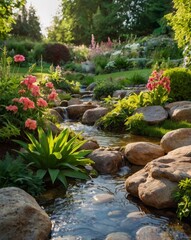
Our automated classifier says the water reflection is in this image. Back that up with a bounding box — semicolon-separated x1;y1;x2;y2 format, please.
47;175;190;240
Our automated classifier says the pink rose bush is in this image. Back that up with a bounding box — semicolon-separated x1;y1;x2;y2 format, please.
5;75;58;131
146;70;171;105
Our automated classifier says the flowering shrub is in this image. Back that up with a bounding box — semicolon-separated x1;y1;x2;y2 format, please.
146;70;171;105
5;75;58;131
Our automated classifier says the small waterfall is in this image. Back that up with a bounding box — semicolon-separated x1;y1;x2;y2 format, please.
62;107;69;121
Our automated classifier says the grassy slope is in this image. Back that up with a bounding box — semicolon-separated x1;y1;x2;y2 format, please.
94;68;152;82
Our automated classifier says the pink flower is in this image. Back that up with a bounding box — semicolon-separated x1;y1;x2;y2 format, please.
21;75;37;89
46;82;54;88
25;118;37;130
6;105;18;113
37;98;48;107
30;85;40;97
14;54;25;62
19;97;35;110
48;89;58;101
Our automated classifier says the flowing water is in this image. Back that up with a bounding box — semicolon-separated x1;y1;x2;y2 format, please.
43;121;191;240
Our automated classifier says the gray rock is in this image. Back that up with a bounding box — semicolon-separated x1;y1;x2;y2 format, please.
88;148;123;174
82;107;109;125
136;226;171;240
113;90;128;99
49;108;64;122
169;103;191;122
66;103;97;120
0;187;51;240
79;140;99;150
105;232;131;240
86;82;97;91
68;98;83;106
134;106;168;125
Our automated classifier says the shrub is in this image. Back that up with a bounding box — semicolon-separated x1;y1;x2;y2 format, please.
92;54;110;74
70;45;89;62
14;127;94;189
164;67;191;101
0;153;44;196
129;73;147;85
32;42;46;63
125;113;147;134
43;43;71;65
173;178;191;221
93;80;120;100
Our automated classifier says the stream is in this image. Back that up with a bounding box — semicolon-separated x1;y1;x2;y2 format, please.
43;121;191;240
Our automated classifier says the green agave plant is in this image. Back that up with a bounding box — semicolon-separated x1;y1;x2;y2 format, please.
14;127;94;188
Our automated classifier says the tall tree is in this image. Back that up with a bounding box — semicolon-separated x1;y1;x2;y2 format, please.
11;5;42;40
27;5;42;41
0;0;25;39
48;0;173;45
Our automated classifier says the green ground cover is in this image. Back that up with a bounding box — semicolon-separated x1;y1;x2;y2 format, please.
94;68;152;82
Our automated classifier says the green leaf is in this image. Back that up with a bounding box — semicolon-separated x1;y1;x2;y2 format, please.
37;127;50;156
53;152;62;159
64;170;89;180
58;171;68;188
36;169;47;179
48;168;60;184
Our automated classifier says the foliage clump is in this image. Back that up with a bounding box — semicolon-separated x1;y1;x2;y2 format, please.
164;68;191;101
174;178;191;221
0;153;44;196
14;127;94;189
43;43;71;66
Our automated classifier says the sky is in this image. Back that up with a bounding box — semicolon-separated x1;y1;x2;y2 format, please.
26;0;62;35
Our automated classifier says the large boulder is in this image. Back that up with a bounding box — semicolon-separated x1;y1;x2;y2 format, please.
124;142;165;166
88;148;123;174
82;107;109;125
0;187;51;240
168;103;191;122
66;103;97;120
125;145;191;209
165;101;191;111
160;128;191;153
134;106;168;125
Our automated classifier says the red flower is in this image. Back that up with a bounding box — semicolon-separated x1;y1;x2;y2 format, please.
6;105;18;113
21;75;37;89
19;97;35;110
48;89;58;101
37;98;48;107
30;85;40;97
14;55;25;62
25;118;37;130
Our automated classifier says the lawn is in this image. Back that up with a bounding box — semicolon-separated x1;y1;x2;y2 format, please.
94;68;152;82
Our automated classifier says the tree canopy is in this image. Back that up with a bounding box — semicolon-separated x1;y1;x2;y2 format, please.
47;0;173;45
166;0;191;48
11;5;42;40
0;0;25;39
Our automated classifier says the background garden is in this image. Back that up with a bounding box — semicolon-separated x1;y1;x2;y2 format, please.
1;0;191;224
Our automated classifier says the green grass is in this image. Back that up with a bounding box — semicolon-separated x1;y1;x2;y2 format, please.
94;68;152;82
11;65;51;81
137;120;191;138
